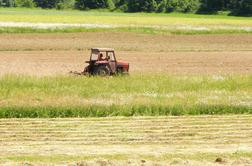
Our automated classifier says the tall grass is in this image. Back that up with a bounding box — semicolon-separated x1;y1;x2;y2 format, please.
0;74;251;118
0;105;250;118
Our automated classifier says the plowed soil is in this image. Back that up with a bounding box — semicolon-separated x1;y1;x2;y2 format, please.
0;32;251;75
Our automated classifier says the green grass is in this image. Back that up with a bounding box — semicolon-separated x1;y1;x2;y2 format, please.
1;26;252;35
3;152;252;164
0;105;251;118
0;8;252;34
0;74;251;118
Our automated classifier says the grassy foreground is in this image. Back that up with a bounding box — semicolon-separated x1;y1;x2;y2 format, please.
0;74;251;118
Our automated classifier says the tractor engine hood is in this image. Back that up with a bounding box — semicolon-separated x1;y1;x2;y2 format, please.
117;61;129;71
117;61;129;66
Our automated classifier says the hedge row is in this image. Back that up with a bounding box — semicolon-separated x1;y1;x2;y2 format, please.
0;0;251;15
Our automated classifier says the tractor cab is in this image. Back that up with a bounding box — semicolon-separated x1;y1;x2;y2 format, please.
84;48;129;76
88;48;115;62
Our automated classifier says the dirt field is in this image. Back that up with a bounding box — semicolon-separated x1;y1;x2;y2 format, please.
0;32;251;75
1;115;252;165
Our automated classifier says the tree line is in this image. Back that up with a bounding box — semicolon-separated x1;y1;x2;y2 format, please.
0;0;251;15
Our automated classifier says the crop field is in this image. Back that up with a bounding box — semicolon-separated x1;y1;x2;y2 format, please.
0;8;251;166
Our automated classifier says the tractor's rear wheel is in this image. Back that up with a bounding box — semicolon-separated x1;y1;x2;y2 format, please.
95;66;111;76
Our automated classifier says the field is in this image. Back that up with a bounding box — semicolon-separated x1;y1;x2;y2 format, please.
1;116;252;165
0;8;252;34
0;33;251;75
0;8;252;166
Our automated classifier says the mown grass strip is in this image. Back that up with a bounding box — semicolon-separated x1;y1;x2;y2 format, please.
1;8;252;25
0;105;251;118
0;27;252;35
3;151;252;163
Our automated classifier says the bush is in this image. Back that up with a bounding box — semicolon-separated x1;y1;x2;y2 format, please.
15;0;35;8
56;0;75;9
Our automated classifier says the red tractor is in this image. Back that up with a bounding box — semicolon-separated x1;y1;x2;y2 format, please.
83;48;129;76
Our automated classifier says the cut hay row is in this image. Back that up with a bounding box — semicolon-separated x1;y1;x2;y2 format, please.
0;116;251;145
0;116;252;165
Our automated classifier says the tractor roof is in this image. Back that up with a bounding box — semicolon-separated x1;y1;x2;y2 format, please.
91;48;114;52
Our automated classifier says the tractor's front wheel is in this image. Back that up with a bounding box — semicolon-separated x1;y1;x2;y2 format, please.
95;66;111;76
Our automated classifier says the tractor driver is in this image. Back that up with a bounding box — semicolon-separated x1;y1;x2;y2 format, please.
98;53;104;61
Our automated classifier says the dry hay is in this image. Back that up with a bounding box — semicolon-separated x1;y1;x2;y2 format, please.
0;116;252;165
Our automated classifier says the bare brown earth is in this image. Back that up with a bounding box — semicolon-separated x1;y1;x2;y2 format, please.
0;32;251;75
0;116;252;165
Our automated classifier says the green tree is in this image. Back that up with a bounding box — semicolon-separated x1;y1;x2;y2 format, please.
75;0;112;10
157;0;167;12
0;0;15;6
128;0;157;12
239;0;252;15
165;0;199;13
181;0;200;12
106;0;115;9
15;0;35;7
33;0;59;8
56;0;75;9
199;0;231;13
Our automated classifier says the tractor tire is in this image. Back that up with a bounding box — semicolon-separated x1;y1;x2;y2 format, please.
95;65;111;76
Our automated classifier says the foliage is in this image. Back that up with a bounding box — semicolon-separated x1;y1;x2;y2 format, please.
0;0;15;7
75;0;114;10
128;0;158;12
0;0;251;15
33;0;59;8
106;0;115;9
56;0;75;9
239;0;252;15
165;0;200;13
14;0;35;8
